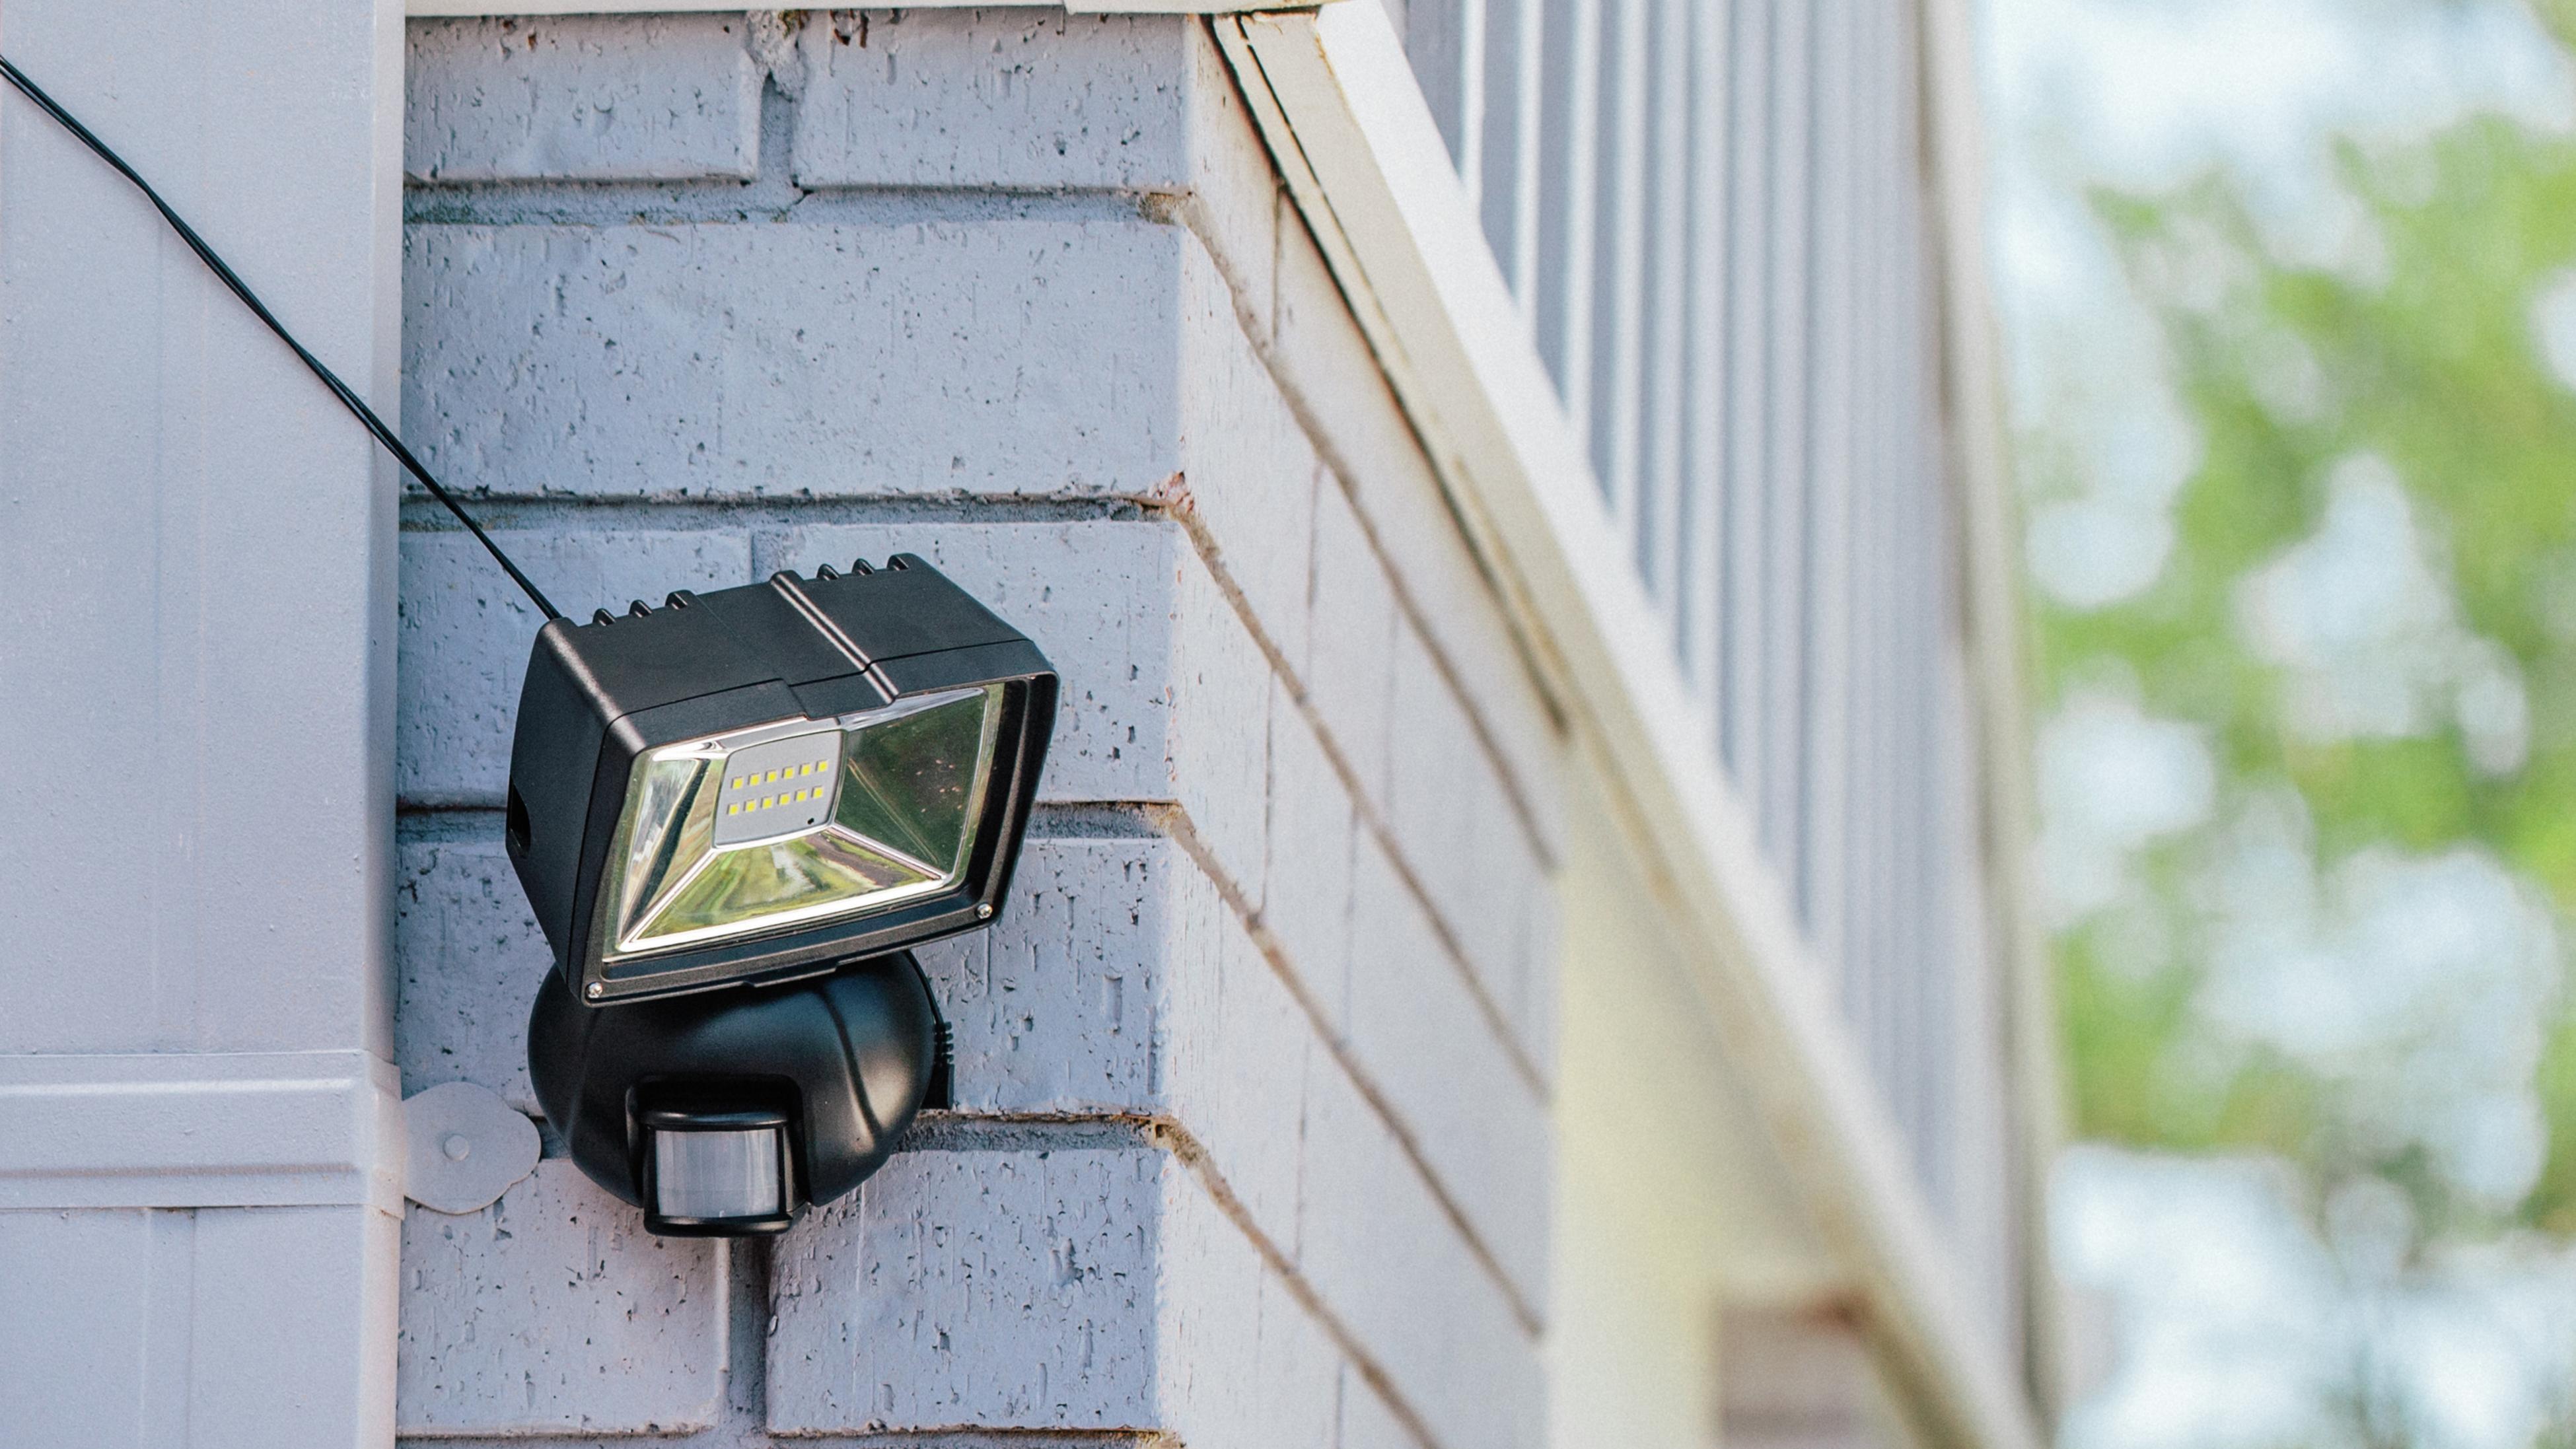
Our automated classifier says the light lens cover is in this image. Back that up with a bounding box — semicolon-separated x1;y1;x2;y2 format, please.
594;684;1002;962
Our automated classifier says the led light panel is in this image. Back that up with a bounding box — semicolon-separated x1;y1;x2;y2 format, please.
595;686;1001;961
504;553;1057;1006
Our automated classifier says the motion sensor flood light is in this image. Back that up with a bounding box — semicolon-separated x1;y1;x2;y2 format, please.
509;554;1057;1235
504;553;1055;1007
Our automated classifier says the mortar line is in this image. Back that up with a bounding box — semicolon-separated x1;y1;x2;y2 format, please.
404;182;1175;229
394;1432;1168;1448
396;495;1156;531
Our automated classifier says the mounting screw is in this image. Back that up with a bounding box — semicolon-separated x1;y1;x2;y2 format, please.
586;981;604;999
975;903;994;919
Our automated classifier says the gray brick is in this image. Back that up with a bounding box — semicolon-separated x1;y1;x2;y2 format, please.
1298;1053;1542;1449
1384;618;1482;896
404;219;1184;500
1180;237;1319;676
398;527;752;806
1261;686;1358;1031
396;1161;726;1435
767;1144;1165;1432
394;833;544;1113
1166;22;1281;349
1518;883;1562;1082
914;833;1170;1115
1347;830;1551;1316
1161;874;1314;1240
1156;1170;1343;1449
406;15;760;183
793;11;1193;190
1170;542;1275;908
1384;614;1550;1062
1466;768;1554;1068
1305;472;1399;806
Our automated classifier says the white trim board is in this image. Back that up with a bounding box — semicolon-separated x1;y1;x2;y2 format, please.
1211;8;2047;1449
0;1052;406;1213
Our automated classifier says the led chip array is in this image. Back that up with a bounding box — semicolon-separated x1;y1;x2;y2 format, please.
725;760;832;815
709;732;843;846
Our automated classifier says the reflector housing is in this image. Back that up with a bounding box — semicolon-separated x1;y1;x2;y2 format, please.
505;554;1055;1005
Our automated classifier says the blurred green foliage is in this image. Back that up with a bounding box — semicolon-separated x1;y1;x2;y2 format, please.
2040;71;2576;1232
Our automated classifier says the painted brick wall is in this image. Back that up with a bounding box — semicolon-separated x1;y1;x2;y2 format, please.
392;11;1562;1446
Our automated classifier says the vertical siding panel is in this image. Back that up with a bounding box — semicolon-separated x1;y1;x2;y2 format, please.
1678;0;1730;705
1408;0;1473;172
1720;0;1771;785
1459;0;1491;206
1836;0;1881;1026
1534;0;1599;413
1507;0;1551;311
1912;0;1953;1213
1480;0;1528;292
1880;0;1921;1163
1890;1;1939;1190
1802;0;1857;978
1853;0;1901;1096
1589;0;1649;513
1637;0;1692;610
1761;0;1814;881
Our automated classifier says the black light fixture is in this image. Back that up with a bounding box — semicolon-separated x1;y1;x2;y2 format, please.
509;556;1056;1234
0;55;1059;1238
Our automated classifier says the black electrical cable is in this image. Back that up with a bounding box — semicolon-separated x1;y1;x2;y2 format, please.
0;53;563;622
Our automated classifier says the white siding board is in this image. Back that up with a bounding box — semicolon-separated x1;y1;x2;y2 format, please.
1458;0;1491;211
3;2;404;1438
1406;0;1474;173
